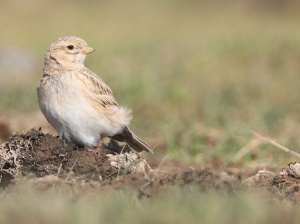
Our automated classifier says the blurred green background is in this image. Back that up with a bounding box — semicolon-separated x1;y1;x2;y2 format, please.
1;0;300;165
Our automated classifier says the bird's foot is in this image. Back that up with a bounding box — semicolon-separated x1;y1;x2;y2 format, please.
87;139;103;155
88;146;102;154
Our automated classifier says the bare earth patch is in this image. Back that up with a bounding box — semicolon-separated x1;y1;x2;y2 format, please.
0;128;300;202
0;128;147;187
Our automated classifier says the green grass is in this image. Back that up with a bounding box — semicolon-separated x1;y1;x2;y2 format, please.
0;186;298;224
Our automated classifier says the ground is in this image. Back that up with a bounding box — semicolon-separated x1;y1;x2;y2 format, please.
1;127;300;205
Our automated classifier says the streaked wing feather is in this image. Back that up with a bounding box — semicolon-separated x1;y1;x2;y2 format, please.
81;68;118;108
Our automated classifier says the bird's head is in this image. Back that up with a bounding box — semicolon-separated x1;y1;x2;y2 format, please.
45;36;95;70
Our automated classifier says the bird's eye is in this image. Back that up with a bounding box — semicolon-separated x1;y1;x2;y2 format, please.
67;45;74;50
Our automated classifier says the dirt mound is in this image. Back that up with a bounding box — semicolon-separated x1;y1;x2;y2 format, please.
0;128;243;198
2;128;300;203
5;167;240;200
0;128;148;187
100;168;240;197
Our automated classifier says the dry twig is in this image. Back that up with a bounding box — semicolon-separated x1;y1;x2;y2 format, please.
252;131;300;159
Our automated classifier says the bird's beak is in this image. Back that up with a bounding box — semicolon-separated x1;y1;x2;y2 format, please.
82;46;95;55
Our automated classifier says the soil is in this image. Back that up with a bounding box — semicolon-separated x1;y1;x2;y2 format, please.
1;128;300;202
272;162;300;201
0;128;145;187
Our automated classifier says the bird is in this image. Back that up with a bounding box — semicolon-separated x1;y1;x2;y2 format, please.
37;36;153;153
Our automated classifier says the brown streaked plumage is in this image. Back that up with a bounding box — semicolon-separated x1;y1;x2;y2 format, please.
37;36;152;153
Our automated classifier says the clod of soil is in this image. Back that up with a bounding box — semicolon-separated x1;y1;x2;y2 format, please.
273;162;300;201
0;128;148;187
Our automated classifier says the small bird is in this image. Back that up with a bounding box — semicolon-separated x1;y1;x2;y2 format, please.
37;36;152;153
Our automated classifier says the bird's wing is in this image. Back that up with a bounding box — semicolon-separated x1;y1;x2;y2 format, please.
78;68;131;128
79;68;118;108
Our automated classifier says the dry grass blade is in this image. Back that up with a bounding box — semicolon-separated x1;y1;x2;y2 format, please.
117;146;126;179
65;157;79;181
121;151;151;176
57;163;62;177
233;138;263;161
95;165;102;182
121;144;158;176
140;155;168;195
152;155;168;180
252;131;300;159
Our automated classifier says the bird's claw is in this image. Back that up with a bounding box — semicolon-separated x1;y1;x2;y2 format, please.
88;146;102;154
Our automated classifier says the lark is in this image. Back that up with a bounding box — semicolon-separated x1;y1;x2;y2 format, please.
37;36;152;153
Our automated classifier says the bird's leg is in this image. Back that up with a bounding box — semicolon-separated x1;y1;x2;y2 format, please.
65;143;74;157
59;138;74;156
88;138;103;154
96;138;102;151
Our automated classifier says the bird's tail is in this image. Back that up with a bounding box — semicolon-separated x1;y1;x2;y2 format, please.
110;126;153;153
